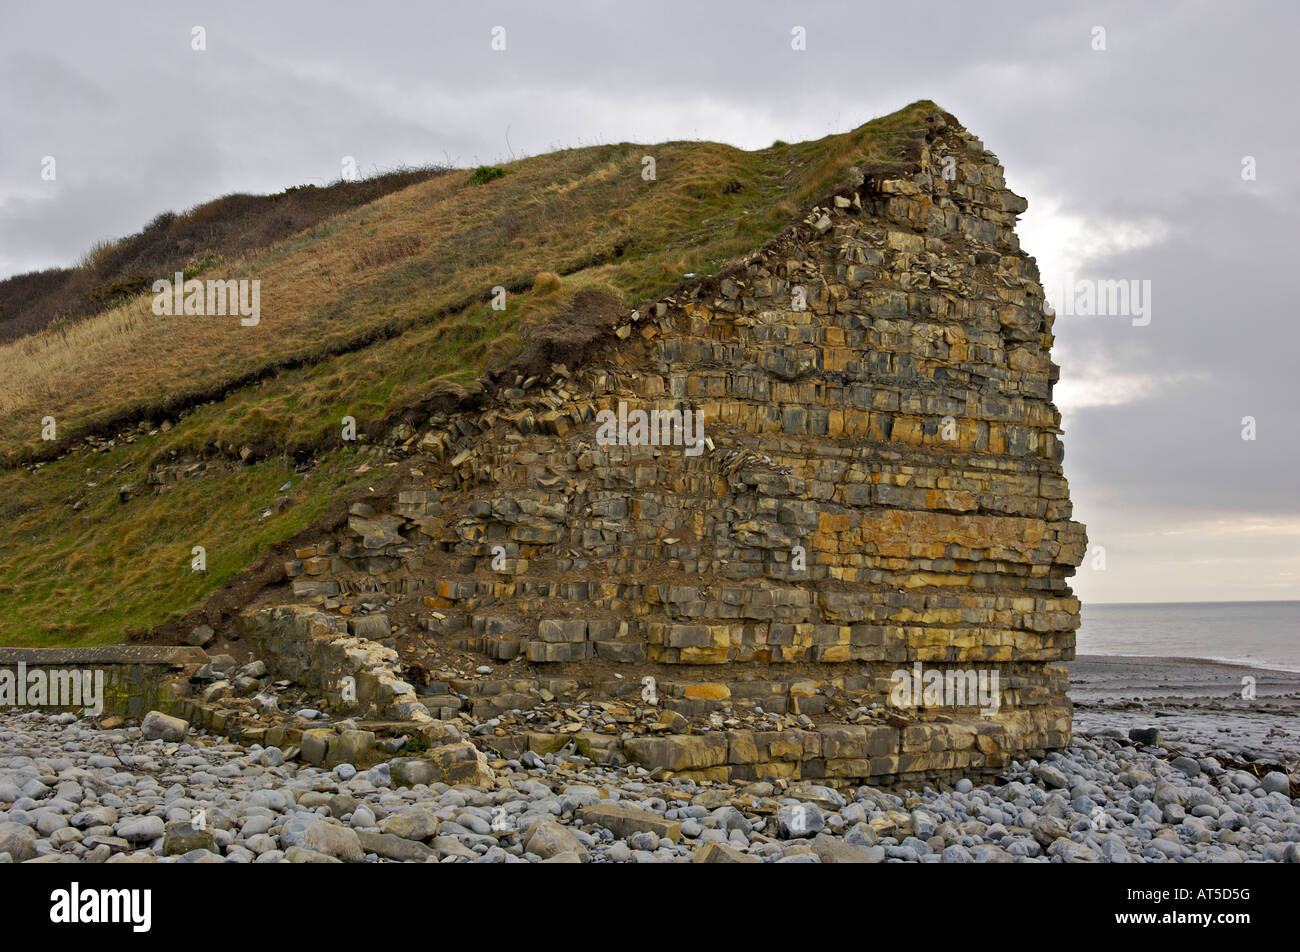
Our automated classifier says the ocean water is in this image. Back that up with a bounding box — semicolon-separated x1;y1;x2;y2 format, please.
1077;600;1300;672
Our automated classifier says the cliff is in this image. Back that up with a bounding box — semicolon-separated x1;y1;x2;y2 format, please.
240;110;1087;785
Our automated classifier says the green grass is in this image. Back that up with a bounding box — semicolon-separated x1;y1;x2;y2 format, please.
467;166;508;185
0;441;379;645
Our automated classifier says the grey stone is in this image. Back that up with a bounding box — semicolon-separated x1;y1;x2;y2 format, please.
357;830;435;862
299;819;364;863
32;810;68;836
186;625;215;648
0;830;36;863
1261;772;1291;795
776;802;824;838
1100;835;1131;863
284;846;342;863
117;816;165;843
1033;765;1068;789
809;832;870;863
390;758;438;788
523;818;588;861
379;807;439;841
140;711;189;742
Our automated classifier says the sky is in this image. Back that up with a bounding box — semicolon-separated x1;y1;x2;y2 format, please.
2;0;1297;604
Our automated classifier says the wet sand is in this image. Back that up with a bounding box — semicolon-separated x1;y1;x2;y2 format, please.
1068;655;1300;764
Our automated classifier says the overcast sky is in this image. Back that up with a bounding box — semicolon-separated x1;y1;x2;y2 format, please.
3;0;1296;605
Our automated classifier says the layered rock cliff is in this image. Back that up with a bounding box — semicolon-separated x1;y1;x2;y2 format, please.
242;111;1087;785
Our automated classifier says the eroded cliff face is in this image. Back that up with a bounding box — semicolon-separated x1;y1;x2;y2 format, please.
243;111;1087;785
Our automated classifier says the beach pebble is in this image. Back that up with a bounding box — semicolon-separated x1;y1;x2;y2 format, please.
1033;765;1068;789
1261;772;1291;795
776;803;824;838
117;816;165;843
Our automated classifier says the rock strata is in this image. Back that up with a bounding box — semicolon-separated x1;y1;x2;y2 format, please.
232;112;1085;785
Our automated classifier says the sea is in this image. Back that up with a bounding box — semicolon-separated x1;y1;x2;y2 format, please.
1077;600;1300;672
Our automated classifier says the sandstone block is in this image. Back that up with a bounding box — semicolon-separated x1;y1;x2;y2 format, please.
624;734;729;772
577;802;682;843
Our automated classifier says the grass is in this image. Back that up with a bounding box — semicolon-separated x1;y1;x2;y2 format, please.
0;166;448;344
0;100;946;647
0;441;377;645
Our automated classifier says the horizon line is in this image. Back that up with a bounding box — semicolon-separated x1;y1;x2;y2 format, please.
1084;598;1299;607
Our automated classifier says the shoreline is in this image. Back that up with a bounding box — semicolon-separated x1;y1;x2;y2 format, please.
1073;652;1300;678
1068;655;1300;765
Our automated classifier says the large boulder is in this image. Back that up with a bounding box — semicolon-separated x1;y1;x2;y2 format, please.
299;819;364;863
390;758;439;788
776;802;824;839
140;711;189;742
430;742;495;787
577;802;681;843
378;807;439;842
186;625;215;648
357;830;436;862
809;833;872;863
522;818;588;861
116;816;165;844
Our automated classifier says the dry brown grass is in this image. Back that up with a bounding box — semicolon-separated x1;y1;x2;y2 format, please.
0;166;446;343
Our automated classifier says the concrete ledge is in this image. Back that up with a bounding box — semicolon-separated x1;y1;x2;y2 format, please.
0;644;207;719
0;646;208;666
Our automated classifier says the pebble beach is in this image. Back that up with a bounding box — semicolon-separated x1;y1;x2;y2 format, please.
1;655;1295;864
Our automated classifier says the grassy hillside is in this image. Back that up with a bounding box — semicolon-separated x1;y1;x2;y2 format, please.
0;167;447;344
0;100;943;647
